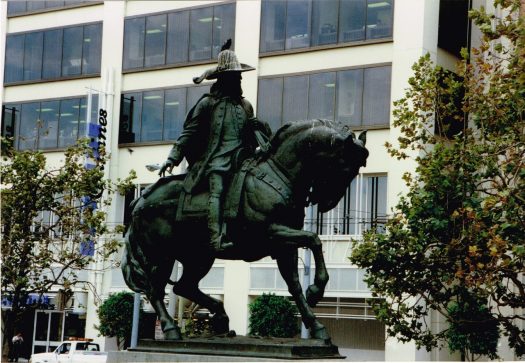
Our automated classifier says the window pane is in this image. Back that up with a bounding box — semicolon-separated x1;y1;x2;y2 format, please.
339;0;366;42
27;1;46;11
38;100;60;149
2;104;20;140
285;0;311;49
82;23;102;74
212;3;235;58
58;98;81;148
43;29;63;79
336;69;363;126
311;0;338;46
260;0;286;52
23;32;43;81
19;102;40;150
145;14;167;67
366;0;393;39
140;90;163;142
163;88;186;140
8;1;27;15
189;7;213;61
62;27;83;76
5;35;25;83
121;92;141;143
308;72;336;120
257;78;283;131
283;75;308;122
46;1;66;8
78;97;88;139
187;85;209;110
119;94;135;144
362;66;391;126
167;11;189;64
123;17;145;69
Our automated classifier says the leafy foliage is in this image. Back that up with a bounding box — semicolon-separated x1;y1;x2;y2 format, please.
248;293;300;338
351;0;524;359
0;139;135;353
96;292;134;350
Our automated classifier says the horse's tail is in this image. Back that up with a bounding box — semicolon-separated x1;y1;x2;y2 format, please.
121;214;152;295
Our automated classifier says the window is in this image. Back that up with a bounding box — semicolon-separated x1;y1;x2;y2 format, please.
310;174;388;236
2;95;97;150
7;1;101;16
119;85;209;144
4;23;102;84
260;0;393;53
257;65;391;130
123;3;236;71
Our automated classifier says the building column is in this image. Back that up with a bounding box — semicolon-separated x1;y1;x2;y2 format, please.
385;0;439;360
223;260;251;335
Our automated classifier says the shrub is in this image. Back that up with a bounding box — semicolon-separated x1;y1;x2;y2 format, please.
248;293;299;338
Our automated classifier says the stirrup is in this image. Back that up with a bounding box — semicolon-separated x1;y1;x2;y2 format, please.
211;234;233;252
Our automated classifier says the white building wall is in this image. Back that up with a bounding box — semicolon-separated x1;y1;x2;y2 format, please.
3;0;521;361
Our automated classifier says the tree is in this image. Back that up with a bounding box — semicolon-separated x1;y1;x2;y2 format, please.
248;293;300;338
351;0;524;360
1;140;135;357
96;292;135;350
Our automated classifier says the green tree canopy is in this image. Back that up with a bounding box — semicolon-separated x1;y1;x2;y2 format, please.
351;0;524;360
1;139;135;354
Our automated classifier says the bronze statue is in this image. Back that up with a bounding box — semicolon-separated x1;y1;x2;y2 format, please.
159;40;271;252
122;116;369;341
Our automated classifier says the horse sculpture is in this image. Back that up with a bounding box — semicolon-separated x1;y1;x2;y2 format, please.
122;119;369;341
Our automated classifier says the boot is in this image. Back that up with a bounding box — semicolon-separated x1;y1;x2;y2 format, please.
208;196;233;252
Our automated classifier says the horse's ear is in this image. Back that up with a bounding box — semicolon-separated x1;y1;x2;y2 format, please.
358;130;367;146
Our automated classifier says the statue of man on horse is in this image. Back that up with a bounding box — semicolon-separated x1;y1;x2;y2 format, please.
159;40;272;252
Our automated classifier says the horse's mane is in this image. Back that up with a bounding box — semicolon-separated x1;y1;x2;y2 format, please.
269;119;351;152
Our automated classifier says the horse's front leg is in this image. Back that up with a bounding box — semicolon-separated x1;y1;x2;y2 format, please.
269;224;329;307
275;248;330;341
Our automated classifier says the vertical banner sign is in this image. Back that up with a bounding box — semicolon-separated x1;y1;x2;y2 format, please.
80;91;107;256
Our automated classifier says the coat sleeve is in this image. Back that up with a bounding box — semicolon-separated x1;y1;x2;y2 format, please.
174;96;212;166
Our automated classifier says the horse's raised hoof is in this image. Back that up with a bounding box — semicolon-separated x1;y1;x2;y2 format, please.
211;313;230;335
310;322;331;342
306;285;324;307
163;326;182;340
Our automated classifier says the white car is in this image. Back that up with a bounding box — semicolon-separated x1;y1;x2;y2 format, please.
30;339;107;363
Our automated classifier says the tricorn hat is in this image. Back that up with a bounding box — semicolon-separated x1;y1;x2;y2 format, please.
193;39;255;84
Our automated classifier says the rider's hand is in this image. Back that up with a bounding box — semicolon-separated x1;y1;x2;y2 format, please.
159;160;175;177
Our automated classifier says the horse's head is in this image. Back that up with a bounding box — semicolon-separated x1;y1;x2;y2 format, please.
308;126;369;213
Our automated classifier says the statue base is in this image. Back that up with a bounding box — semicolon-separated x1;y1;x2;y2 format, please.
109;335;344;361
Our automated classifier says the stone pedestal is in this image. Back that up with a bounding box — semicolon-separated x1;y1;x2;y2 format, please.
107;336;344;362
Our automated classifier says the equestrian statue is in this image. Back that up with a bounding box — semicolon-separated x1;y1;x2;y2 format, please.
121;41;369;341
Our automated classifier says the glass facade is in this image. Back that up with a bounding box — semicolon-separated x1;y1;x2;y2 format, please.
123;3;235;71
260;0;394;53
7;1;100;16
4;23;102;84
257;65;392;130
119;85;209;144
2;95;98;150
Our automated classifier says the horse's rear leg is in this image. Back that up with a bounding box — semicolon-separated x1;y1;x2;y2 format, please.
150;295;182;340
173;263;231;335
276;249;330;341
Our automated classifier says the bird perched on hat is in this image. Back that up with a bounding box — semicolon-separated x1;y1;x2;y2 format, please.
193;39;255;84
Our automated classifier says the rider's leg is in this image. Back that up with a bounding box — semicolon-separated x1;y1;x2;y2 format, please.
208;172;233;251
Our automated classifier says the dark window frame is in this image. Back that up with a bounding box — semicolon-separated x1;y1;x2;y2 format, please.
122;1;236;73
7;1;103;18
4;22;103;86
259;0;394;55
257;63;392;131
2;94;92;151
